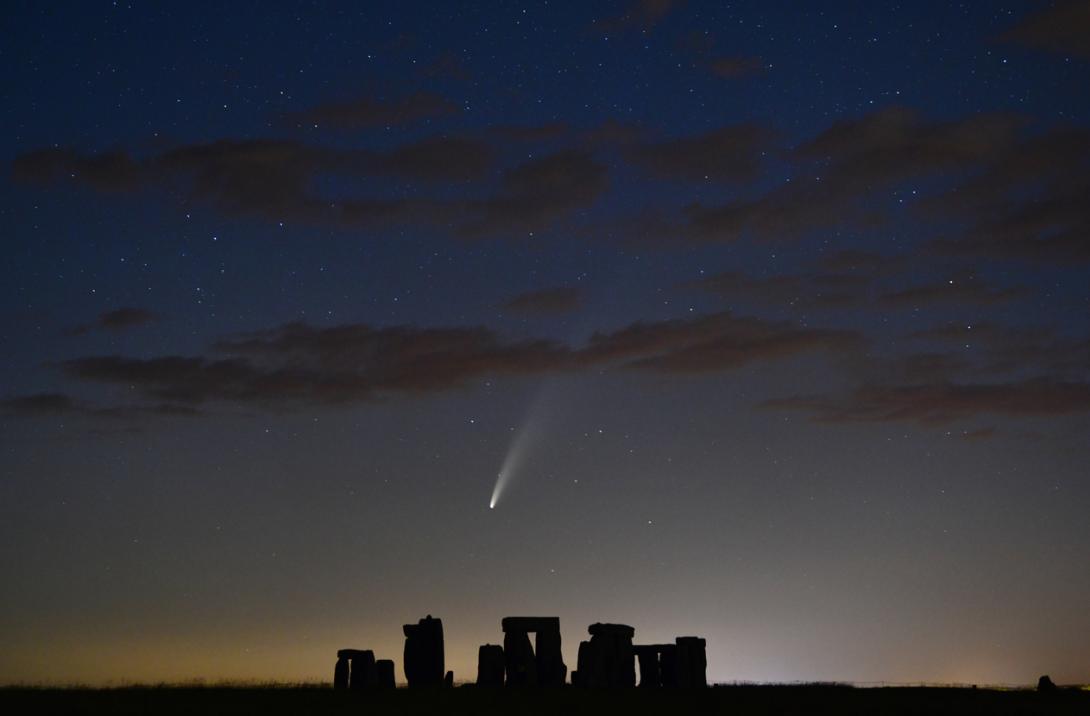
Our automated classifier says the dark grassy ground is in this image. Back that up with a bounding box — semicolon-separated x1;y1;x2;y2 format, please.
2;683;1088;715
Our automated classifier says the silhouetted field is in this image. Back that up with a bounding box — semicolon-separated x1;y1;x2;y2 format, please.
3;683;1089;716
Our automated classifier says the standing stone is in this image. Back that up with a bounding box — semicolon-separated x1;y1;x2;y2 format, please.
573;641;593;687
592;623;636;687
634;645;662;687
477;644;505;687
535;627;567;687
376;660;396;689
659;644;679;687
574;639;599;687
675;636;707;688
348;650;377;691
333;656;350;690
503;629;537;686
577;623;636;687
403;615;445;687
500;617;567;688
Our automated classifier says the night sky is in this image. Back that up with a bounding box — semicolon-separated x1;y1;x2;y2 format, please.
2;0;1089;686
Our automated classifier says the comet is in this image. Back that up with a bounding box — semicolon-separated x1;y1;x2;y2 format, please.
489;393;551;509
486;297;603;509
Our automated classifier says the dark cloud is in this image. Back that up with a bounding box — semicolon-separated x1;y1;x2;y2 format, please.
65;355;266;404
503;287;583;314
284;91;459;129
1;391;200;420
156;135;491;185
997;0;1090;58
457;150;609;238
37;303;1087;428
99;307;158;330
596;0;681;33
677;180;869;244
361;136;495;180
580;119;646;147
708;56;766;78
927;179;1090;264
488;123;571;143
678;184;842;243
890;352;975;384
958;427;996;441
675;29;716;57
908;322;1090;378
794;107;1020;186
680;271;870;309
934;127;1090;208
15;104;1085;266
763;313;1090;426
908;321;1019;344
877;272;1028;308
13;139;608;238
812;249;908;275
674;28;765;79
624;124;775;183
669;108;1020;243
69;307;158;336
13;136;493;220
920;127;1090;263
580;311;860;373
63;324;570;407
416;52;473;82
766;378;1090;425
46;311;857;412
1;393;79;416
12;148;142;192
680;265;1023;314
